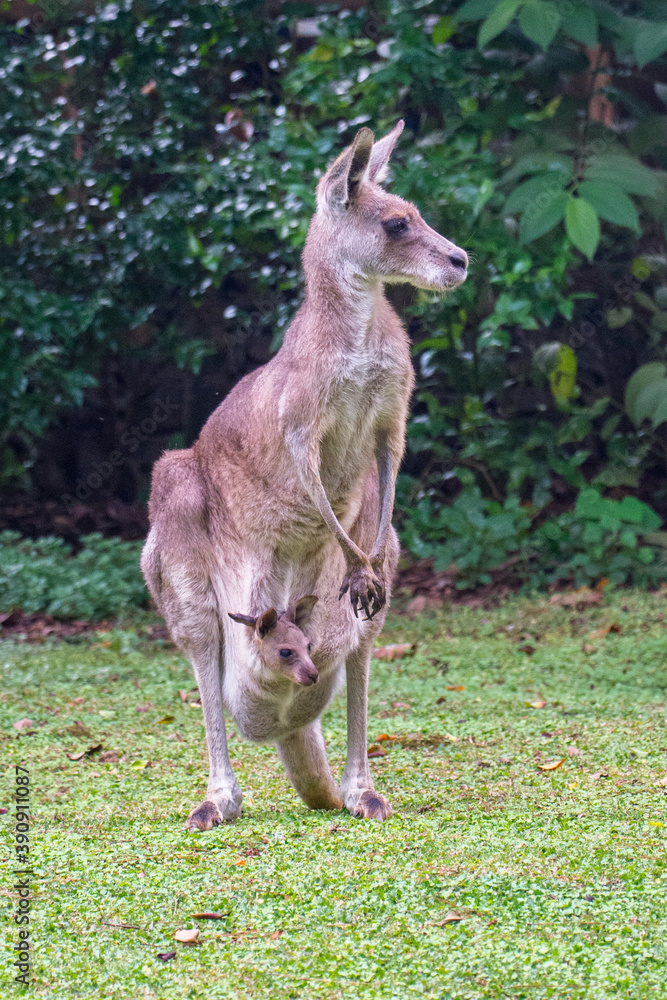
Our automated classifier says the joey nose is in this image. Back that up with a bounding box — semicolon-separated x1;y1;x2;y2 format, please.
299;666;319;686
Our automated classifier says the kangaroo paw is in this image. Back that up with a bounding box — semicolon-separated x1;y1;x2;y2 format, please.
349;789;393;821
185;796;241;831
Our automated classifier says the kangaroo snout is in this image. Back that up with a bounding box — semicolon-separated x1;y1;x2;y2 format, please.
448;248;468;271
295;664;319;686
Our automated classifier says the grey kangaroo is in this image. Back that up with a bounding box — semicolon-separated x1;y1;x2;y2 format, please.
141;121;468;829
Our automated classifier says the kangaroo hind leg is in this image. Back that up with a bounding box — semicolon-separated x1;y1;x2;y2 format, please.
141;451;242;830
276;719;343;811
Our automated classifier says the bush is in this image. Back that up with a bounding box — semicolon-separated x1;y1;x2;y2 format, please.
399;483;667;590
531;488;667;589
0;532;147;619
0;1;666;575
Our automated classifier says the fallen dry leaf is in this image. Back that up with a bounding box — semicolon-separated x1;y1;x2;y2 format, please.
582;643;597;655
157;951;176;962
588;624;620;640
518;644;536;655
373;643;417;662
567;745;582;757
100;750;118;763
392;701;411;710
130;759;149;770
141;79;157;95
174;928;199;944
375;733;397;742
158;715;175;725
367;744;387;758
538;759;565;771
67;743;102;761
446;685;465;692
13;718;34;731
550;588;602;608
591;771;608;780
177;690;189;702
191;912;225;920
64;721;91;738
654;775;667;788
67;696;85;706
440;910;463;924
435;696;447;705
270;930;283;940
233;859;246;866
526;699;547;709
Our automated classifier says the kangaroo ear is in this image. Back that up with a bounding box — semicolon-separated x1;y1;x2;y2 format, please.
368;120;404;185
228;612;257;628
318;127;374;210
256;607;278;638
291;595;318;630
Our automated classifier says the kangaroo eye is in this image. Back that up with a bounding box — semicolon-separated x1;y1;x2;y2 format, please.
307;643;313;652
383;217;408;238
279;649;292;658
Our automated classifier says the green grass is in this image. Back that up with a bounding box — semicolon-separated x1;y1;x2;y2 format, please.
1;590;667;1000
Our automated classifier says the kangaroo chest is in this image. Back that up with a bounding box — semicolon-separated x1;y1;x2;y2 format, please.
318;354;405;492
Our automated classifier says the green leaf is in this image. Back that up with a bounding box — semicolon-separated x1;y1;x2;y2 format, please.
586;154;659;197
566;3;598;46
502;153;573;185
632;378;667;426
651;395;667;428
549;344;577;406
518;1;561;48
634;22;667;69
533;342;577;405
565;197;600;261
575;487;606;520
309;42;335;62
432;16;457;44
457;0;498;19
478;0;522;48
618;496;662;530
577;181;640;232
519;189;567;243
504;173;566;214
624;362;666;420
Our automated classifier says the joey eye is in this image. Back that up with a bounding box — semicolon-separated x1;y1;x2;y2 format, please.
383;217;408;238
279;649;292;659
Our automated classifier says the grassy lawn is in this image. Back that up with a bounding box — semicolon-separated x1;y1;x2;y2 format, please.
1;590;666;999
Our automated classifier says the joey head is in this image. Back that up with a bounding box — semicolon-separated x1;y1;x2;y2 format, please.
228;595;319;687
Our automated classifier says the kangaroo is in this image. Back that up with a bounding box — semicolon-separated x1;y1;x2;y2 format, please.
141;121;468;829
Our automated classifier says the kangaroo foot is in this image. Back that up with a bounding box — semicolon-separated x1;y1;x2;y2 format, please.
185;790;242;831
348;789;393;821
339;564;386;620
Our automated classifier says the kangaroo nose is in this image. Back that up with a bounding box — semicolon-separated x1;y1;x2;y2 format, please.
449;251;468;270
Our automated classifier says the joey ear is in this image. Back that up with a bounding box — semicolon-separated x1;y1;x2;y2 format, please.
318;127;374;210
368;120;404;184
228;612;257;628
256;607;278;638
291;595;318;630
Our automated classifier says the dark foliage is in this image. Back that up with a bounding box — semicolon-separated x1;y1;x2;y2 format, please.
1;0;666;589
